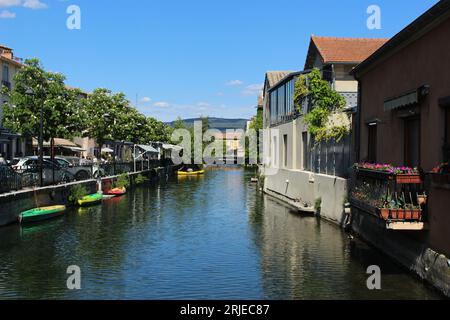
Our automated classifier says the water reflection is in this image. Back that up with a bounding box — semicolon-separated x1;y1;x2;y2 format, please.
0;168;442;300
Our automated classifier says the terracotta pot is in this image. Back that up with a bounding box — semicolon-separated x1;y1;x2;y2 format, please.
404;209;413;220
379;208;390;221
417;195;427;206
390;209;398;220
412;209;422;221
390;209;405;220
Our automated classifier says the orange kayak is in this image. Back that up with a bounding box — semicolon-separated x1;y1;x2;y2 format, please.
105;187;127;196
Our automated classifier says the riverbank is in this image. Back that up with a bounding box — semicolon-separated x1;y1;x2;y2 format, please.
0;165;180;227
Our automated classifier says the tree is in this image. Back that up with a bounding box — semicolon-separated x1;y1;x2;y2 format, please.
82;88;129;158
294;68;348;142
2;58;83;152
2;59;85;183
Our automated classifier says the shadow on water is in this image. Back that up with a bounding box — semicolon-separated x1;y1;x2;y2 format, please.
0;168;444;300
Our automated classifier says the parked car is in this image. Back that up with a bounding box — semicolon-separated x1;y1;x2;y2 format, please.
52;156;105;179
11;156;99;181
18;158;76;186
44;157;93;181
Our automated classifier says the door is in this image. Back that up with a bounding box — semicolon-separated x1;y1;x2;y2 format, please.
404;116;421;168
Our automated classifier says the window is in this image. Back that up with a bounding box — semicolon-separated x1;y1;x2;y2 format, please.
404;116;421;168
283;134;288;168
367;124;377;163
270;90;277;124
2;65;9;82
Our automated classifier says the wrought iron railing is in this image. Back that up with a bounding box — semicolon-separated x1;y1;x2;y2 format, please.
0;159;164;194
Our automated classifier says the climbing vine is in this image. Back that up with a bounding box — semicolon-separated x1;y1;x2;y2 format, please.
294;68;349;142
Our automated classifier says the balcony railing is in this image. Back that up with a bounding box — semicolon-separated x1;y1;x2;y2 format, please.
350;165;427;230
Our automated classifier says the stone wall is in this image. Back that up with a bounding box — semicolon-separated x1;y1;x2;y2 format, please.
0;180;97;226
263;168;348;226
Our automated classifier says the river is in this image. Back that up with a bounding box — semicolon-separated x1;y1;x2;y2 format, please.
0;168;442;299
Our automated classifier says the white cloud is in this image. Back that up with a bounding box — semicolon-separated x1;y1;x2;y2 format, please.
0;0;47;10
139;97;152;103
0;0;21;8
197;102;210;107
226;80;243;86
241;83;263;96
153;101;170;108
23;0;47;9
0;9;15;18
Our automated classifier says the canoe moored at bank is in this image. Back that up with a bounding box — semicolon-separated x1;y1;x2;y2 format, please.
19;206;66;224
77;193;103;207
177;170;205;176
105;187;127;196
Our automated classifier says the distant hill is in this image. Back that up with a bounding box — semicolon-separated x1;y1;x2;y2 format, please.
167;117;249;132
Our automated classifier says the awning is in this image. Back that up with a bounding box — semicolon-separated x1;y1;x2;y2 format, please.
101;147;114;153
162;144;183;151
384;90;418;111
136;145;159;154
63;146;86;152
32;137;80;148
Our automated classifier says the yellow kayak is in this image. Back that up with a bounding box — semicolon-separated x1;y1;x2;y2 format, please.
77;193;103;207
177;170;205;176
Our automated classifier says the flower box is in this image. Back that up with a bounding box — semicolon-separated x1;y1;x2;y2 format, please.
395;174;422;184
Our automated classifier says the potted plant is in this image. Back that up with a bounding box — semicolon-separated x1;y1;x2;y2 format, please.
417;193;427;206
378;208;390;220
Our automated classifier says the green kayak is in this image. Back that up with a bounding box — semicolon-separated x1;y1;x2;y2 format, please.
77;193;103;207
19;205;66;224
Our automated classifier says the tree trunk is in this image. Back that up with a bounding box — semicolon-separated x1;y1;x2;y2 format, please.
97;139;103;162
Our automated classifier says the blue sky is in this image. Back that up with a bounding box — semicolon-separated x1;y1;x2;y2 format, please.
0;0;439;122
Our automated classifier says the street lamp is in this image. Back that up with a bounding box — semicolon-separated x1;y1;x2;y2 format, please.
26;88;44;187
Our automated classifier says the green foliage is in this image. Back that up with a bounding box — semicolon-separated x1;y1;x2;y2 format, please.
172;117;188;130
114;173;130;188
314;197;322;211
81;89;173;156
1;59;172;161
134;174;148;185
294;74;308;113
68;184;88;204
249;108;263;132
2;58;84;141
293;68;349;142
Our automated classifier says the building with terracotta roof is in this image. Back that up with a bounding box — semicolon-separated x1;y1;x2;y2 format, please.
260;35;389;228
304;36;388;107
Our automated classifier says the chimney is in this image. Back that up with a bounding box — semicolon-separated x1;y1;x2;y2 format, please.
0;45;13;60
